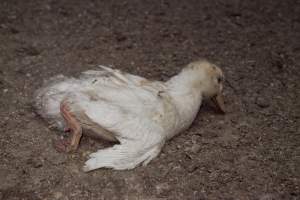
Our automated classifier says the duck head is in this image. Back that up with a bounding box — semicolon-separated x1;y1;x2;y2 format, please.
184;60;226;113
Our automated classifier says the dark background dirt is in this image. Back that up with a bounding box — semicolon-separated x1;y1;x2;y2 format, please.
0;0;299;199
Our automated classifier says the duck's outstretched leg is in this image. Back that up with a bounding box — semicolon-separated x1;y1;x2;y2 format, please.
53;100;82;152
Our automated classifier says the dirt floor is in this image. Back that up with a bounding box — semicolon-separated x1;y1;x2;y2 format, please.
0;0;299;199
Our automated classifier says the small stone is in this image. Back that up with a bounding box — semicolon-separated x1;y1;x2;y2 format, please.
255;97;270;108
191;134;200;143
187;163;199;173
53;191;63;199
17;46;40;56
3;89;8;93
191;144;201;153
26;158;43;168
0;24;8;29
155;182;171;195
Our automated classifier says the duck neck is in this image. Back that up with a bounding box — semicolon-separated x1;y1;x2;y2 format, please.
166;73;204;137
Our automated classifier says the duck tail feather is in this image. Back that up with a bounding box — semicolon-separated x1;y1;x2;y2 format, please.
83;143;161;171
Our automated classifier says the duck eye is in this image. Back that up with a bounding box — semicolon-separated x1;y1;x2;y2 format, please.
217;76;222;84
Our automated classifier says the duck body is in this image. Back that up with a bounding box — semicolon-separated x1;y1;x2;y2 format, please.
35;60;224;171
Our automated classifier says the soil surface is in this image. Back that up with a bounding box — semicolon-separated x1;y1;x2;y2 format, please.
0;0;299;199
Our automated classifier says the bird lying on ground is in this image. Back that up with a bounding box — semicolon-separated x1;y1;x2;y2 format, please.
34;59;225;171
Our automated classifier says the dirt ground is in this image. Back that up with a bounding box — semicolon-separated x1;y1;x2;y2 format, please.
0;0;299;199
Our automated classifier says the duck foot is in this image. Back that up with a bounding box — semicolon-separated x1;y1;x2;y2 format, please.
54;100;83;153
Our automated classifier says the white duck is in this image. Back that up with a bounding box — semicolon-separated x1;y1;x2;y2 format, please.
34;60;225;171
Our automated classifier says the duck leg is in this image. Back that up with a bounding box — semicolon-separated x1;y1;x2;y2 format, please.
54;100;82;152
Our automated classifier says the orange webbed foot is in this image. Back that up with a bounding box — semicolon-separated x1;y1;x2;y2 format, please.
55;99;83;153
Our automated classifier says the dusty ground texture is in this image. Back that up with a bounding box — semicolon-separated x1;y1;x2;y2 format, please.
0;0;299;199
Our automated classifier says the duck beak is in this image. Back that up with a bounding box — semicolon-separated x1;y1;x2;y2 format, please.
211;93;226;114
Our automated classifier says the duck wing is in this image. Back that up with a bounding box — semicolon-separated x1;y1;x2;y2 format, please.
73;66;174;170
78;65;171;118
78;99;166;171
80;65;148;87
